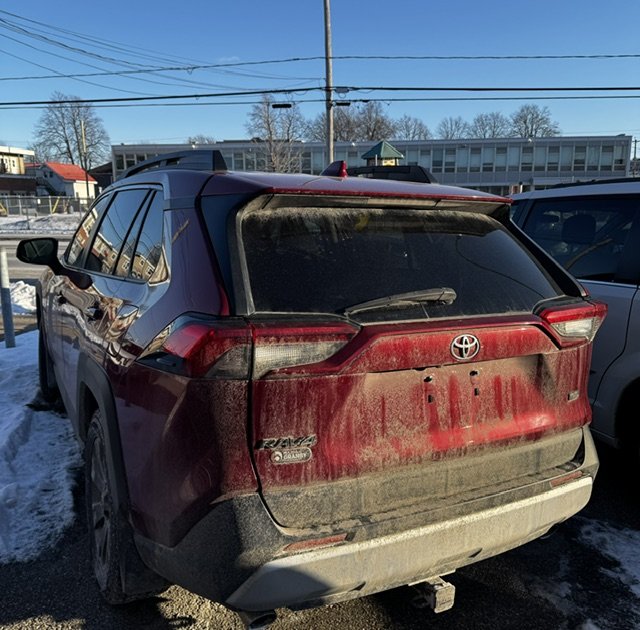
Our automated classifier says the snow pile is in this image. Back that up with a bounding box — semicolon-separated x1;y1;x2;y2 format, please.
10;281;36;314
0;331;82;563
581;519;640;597
0;213;80;234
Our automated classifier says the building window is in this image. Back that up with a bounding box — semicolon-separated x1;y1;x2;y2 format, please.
601;146;614;171
560;146;573;170
573;146;586;170
469;148;481;172
614;145;626;171
233;152;245;170
456;146;469;173
482;147;495;172
521;146;533;171
444;148;456;173
587;146;599;171
432;148;443;172
547;146;560;171
508;146;520;171
495;147;507;172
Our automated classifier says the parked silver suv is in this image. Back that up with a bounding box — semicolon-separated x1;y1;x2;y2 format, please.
513;179;640;454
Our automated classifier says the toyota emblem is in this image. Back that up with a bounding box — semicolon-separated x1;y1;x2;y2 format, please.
451;334;480;361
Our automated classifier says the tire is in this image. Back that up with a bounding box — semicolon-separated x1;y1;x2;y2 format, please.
85;409;166;604
38;328;59;403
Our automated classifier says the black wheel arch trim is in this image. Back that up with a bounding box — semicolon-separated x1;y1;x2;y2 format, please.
77;353;130;520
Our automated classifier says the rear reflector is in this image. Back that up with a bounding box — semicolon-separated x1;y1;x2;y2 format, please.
539;301;607;346
282;533;348;554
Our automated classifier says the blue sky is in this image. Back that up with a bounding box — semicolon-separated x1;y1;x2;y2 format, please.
1;0;640;148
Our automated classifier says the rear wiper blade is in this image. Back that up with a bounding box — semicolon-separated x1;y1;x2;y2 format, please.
344;287;457;316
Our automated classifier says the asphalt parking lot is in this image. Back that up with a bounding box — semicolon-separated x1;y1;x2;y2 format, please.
0;441;638;630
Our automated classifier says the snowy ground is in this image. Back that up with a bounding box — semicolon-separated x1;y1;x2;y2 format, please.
9;280;37;315
0;331;82;564
0;213;80;235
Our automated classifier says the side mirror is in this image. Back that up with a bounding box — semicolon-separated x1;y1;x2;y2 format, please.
16;237;92;290
16;238;60;269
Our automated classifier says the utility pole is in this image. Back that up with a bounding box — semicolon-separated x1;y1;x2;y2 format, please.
81;119;90;204
323;0;334;164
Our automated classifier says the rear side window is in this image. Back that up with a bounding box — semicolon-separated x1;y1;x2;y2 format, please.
66;194;111;267
522;196;639;282
240;206;562;321
85;189;149;274
131;192;167;282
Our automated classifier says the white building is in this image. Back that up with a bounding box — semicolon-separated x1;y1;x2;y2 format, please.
26;162;98;199
112;135;633;196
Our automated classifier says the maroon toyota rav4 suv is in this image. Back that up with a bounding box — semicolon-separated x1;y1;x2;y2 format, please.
18;151;604;628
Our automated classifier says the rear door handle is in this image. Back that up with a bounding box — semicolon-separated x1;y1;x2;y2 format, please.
85;306;103;321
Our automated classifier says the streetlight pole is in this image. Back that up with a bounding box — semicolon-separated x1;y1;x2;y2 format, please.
323;0;334;164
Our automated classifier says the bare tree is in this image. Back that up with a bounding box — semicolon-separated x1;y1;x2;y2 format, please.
305;108;360;142
187;134;216;145
436;116;470;139
32;91;111;169
469;112;511;138
509;104;560;138
305;103;396;143
246;96;306;172
356;102;397;141
28;139;55;163
394;115;432;140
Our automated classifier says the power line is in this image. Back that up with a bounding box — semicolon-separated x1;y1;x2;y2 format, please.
3;93;640;111
5;84;640;107
0;11;320;85
3;52;640;83
0;17;308;92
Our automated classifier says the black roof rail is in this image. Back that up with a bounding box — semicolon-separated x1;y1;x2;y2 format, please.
347;164;438;184
120;150;228;179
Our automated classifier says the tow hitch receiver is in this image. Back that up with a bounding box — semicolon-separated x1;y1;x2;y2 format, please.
411;576;456;613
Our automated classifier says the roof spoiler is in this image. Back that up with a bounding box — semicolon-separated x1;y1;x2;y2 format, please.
120;150;228;179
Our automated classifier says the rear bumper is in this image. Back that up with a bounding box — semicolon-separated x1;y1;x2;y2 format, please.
136;427;598;613
229;474;592;612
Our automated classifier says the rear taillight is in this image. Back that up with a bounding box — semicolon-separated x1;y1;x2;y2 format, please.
138;316;359;379
539;301;607;346
138;315;251;378
252;321;359;378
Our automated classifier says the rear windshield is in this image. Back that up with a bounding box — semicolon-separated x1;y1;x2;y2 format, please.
240;206;562;322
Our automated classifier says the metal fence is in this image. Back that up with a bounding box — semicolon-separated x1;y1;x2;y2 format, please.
0;196;91;217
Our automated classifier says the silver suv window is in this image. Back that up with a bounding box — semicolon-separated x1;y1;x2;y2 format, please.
522;196;639;282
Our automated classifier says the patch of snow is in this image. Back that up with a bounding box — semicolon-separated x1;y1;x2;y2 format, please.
10;281;36;314
0;213;80;235
577;621;602;630
0;331;82;563
581;520;640;597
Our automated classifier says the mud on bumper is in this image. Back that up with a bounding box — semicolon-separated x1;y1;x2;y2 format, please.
135;428;598;613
